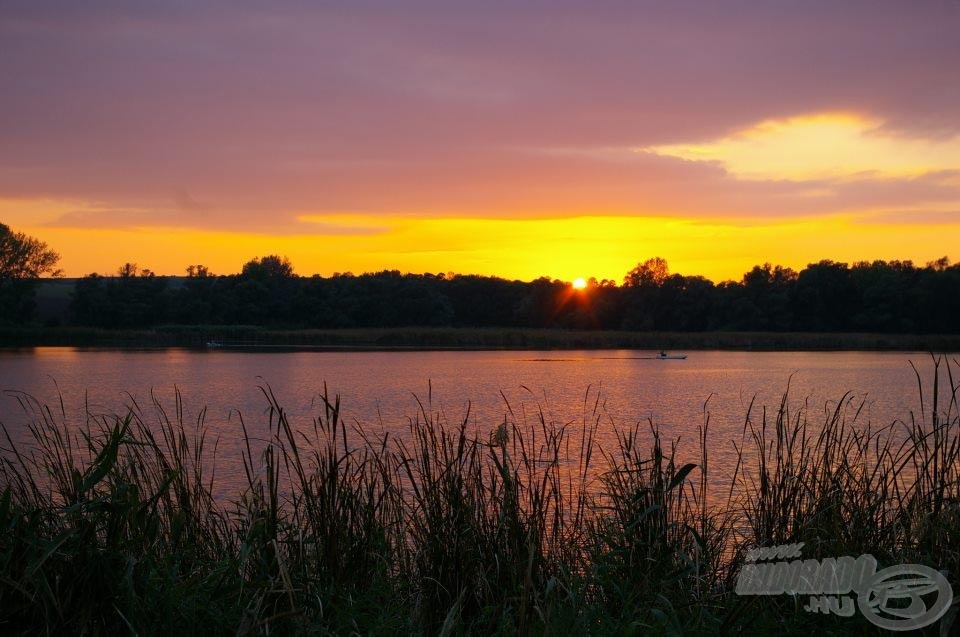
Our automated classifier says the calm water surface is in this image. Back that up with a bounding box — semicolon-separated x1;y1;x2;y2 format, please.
0;348;947;495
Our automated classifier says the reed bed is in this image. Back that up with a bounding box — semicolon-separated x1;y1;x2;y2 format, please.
1;357;958;634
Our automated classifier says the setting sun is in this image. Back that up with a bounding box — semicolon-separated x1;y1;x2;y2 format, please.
572;277;587;289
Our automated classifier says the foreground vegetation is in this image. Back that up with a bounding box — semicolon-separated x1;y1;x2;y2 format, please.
1;358;959;634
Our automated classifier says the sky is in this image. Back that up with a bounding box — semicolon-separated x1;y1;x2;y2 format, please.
1;0;959;282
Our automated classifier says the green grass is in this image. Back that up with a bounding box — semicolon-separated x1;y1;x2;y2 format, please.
1;358;959;634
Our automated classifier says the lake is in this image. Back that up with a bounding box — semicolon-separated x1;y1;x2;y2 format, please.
0;347;950;498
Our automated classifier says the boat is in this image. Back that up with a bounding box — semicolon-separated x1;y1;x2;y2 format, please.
655;351;687;360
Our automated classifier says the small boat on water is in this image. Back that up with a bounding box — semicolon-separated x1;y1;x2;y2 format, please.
655;350;687;360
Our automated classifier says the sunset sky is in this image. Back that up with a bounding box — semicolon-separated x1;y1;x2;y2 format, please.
2;1;959;282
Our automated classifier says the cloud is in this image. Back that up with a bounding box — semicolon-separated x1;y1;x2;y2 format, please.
0;1;958;234
42;207;390;237
293;215;390;236
643;113;960;180
42;209;174;229
863;209;960;226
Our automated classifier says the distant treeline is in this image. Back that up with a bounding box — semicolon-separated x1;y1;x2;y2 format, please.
44;255;960;333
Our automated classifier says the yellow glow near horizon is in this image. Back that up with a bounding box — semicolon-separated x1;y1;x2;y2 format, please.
7;207;960;284
572;277;587;289
645;112;960;180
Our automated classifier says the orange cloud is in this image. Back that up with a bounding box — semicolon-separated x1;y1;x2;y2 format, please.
644;112;960;180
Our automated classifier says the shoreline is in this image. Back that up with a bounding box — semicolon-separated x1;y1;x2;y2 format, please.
2;326;959;352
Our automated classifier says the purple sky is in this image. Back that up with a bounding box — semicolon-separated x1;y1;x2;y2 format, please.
1;1;959;279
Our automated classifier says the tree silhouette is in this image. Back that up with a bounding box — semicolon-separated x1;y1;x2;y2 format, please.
241;255;294;279
54;250;960;334
0;222;62;324
0;223;61;280
624;257;670;287
117;263;139;278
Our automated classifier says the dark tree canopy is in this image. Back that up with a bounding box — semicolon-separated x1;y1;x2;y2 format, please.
0;223;62;280
57;254;960;334
186;264;212;278
624;257;670;287
0;231;948;334
241;255;294;279
117;263;139;278
0;223;62;324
